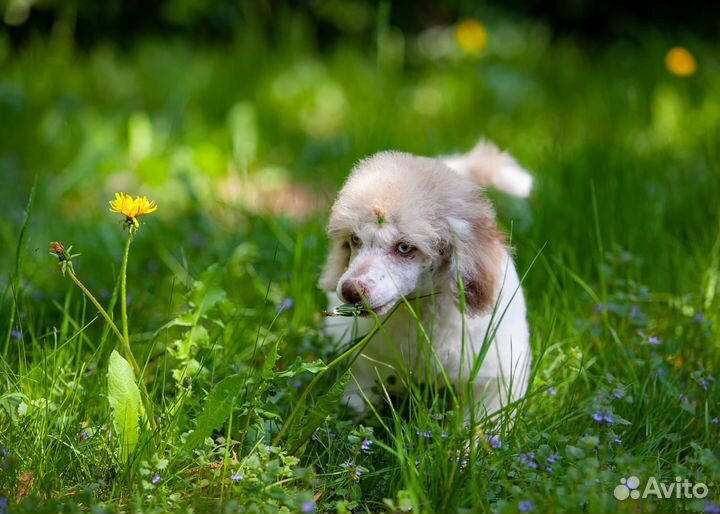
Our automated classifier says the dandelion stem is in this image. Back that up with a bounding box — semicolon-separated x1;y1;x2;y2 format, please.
120;233;132;355
117;230;156;430
67;271;125;349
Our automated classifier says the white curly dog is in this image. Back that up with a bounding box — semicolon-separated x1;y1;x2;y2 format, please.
320;140;533;423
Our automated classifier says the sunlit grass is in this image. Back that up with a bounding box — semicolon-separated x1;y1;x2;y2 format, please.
1;11;719;514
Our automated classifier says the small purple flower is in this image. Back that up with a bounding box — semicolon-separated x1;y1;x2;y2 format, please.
341;460;355;469
1;448;9;457
592;411;615;425
612;388;626;399
593;303;605;314
700;378;709;390
705;500;720;514
693;312;704;324
300;500;316;513
629;305;640;319
294;381;303;389
519;500;534;512
441;431;448;439
78;430;90;441
415;459;421;468
545;466;553;473
277;298;294;313
613;438;622;445
11;329;21;341
546;453;561;464
519;453;537;469
230;472;243;482
416;430;432;439
151;474;161;485
648;336;661;346
712;417;719;425
311;433;318;441
0;496;7;514
361;439;372;452
485;435;502;449
547;387;557;396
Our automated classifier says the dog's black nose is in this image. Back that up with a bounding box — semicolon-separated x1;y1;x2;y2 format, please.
341;280;366;304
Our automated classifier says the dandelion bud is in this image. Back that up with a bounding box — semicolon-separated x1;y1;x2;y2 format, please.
49;241;65;259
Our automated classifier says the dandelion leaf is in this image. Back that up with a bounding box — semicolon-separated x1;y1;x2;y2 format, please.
288;370;351;453
183;374;246;451
107;350;144;461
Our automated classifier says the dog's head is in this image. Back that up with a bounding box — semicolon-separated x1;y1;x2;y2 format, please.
319;152;506;316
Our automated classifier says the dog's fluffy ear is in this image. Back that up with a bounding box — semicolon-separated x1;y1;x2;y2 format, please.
448;217;506;315
318;239;350;291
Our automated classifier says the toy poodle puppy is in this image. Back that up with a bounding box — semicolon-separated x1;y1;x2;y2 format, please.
320;140;533;422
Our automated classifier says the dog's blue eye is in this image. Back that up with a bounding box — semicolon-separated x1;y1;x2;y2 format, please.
396;243;414;255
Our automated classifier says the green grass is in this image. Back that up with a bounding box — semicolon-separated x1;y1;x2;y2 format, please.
1;11;720;514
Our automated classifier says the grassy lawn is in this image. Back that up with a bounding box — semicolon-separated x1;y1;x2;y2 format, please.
1;10;719;514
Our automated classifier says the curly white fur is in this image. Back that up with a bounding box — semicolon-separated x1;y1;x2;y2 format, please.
320;140;533;422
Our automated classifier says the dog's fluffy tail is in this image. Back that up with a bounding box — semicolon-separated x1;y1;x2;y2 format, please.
441;140;533;198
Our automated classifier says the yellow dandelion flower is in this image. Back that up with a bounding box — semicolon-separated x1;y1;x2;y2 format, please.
109;193;158;228
456;19;487;55
665;46;696;77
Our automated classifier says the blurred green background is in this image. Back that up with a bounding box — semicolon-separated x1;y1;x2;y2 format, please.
1;0;718;327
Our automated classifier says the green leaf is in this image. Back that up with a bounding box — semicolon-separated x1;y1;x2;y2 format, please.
275;358;328;378
262;340;281;379
287;370;351;453
107;350;144;461
566;445;585;459
183;375;245;451
192;264;228;315
153;265;228;338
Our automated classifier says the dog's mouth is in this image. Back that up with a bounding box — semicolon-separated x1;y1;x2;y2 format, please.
364;301;395;317
323;299;399;318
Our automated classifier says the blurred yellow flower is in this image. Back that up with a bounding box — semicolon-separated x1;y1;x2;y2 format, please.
665;47;696;77
456;19;487;55
109;193;158;228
